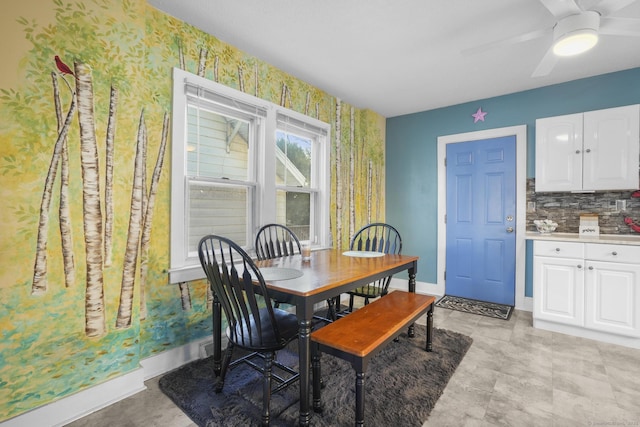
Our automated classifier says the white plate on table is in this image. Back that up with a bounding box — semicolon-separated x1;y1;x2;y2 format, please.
257;267;304;281
341;251;385;258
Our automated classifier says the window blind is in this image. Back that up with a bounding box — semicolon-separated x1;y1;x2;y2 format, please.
185;81;268;118
277;112;328;137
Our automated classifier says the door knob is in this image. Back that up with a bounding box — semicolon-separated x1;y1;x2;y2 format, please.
506;227;514;233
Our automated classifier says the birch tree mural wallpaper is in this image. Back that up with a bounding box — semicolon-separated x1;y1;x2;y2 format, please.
0;0;385;421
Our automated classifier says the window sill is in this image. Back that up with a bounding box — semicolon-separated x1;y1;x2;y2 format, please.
169;264;206;284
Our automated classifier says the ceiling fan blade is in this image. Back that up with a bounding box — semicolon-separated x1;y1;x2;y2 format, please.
538;0;581;19
591;0;637;16
461;28;550;56
600;17;640;36
531;46;559;77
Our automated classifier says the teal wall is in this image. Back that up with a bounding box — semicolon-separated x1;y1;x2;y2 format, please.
386;67;640;299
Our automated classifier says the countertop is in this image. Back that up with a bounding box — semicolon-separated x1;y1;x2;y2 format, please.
525;231;640;246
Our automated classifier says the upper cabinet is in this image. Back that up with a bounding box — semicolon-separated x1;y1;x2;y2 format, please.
535;104;640;192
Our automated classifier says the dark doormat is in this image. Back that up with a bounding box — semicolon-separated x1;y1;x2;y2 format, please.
436;295;513;320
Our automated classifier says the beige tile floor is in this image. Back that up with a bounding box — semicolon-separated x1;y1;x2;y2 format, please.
66;307;640;426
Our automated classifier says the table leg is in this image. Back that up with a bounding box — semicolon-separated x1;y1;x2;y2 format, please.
298;317;312;426
311;344;322;412
408;266;417;337
426;303;433;352
212;294;222;375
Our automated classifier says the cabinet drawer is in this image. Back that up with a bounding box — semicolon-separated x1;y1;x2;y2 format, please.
534;241;584;258
585;243;640;264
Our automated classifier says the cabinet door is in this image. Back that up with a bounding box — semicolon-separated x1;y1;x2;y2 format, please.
533;256;584;326
535;113;583;192
585;261;640;337
583;104;640;191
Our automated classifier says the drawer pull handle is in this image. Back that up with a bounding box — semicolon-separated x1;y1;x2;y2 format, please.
588;266;594;270
577;264;583;269
555;248;560;252
612;251;618;256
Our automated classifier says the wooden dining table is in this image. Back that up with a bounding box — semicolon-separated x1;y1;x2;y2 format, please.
210;248;419;426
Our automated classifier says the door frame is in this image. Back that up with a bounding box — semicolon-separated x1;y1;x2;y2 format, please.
437;125;528;310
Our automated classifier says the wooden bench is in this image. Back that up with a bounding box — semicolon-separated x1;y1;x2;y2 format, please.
310;290;436;426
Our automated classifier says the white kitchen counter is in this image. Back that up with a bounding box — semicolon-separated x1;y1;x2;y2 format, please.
525;231;640;246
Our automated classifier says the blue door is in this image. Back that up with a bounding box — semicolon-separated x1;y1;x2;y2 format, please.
445;136;516;305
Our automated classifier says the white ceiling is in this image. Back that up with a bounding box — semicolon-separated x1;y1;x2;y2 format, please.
147;0;640;118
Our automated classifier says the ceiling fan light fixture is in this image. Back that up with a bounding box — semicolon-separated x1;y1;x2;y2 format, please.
553;29;599;56
552;11;600;57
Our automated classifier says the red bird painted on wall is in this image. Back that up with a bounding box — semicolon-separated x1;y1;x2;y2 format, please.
54;55;74;76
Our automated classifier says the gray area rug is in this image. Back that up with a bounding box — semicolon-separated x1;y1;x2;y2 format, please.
436;295;513;320
159;327;472;426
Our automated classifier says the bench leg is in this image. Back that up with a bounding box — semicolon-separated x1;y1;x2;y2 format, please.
426;303;433;352
355;371;365;426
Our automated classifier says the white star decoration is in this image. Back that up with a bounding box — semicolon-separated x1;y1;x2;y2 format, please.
472;108;487;123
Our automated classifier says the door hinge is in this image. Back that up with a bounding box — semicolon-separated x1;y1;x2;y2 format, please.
444;157;447;166
444;270;446;280
444;214;447;224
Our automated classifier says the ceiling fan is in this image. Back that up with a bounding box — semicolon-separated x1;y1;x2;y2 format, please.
463;0;640;77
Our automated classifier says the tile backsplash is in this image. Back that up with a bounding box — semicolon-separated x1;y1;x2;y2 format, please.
526;178;640;235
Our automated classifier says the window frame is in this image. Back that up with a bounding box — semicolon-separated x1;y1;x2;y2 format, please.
169;68;331;284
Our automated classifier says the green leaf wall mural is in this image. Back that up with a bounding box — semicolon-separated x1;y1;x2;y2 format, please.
0;0;385;421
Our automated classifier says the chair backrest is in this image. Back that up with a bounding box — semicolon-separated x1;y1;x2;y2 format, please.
350;223;402;255
349;223;403;299
198;235;282;349
255;223;302;260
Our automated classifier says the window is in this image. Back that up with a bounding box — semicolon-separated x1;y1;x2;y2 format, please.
275;113;329;241
170;68;330;283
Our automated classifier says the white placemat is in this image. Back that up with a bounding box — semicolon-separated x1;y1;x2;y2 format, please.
258;267;304;281
341;250;386;258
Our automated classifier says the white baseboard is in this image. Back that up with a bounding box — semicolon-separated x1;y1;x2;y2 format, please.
0;337;212;427
389;277;442;298
533;318;640;349
140;336;213;380
0;369;145;427
390;278;533;313
519;296;533;312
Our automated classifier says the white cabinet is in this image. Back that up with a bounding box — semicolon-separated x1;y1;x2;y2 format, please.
533;240;640;338
533;241;584;326
584;244;640;337
535;104;640;192
535;113;583;192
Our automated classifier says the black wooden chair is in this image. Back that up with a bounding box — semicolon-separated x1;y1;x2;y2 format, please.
255;223;337;322
198;235;299;427
343;223;403;313
255;223;302;262
255;224;301;310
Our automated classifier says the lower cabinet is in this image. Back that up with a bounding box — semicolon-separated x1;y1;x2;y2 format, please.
533;240;640;339
534;254;584;327
584;260;640;337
